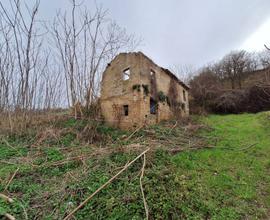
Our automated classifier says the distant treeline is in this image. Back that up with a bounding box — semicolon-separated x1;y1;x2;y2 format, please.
189;50;270;114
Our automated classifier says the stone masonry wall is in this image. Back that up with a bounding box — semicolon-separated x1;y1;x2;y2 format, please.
100;52;189;129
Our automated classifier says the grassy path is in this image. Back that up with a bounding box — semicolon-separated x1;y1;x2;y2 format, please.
171;112;270;219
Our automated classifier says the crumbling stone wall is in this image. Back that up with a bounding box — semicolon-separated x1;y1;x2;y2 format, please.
100;52;189;129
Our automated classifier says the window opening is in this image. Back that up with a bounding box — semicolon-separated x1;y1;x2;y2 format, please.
123;105;129;116
150;98;157;114
183;90;186;101
123;68;130;80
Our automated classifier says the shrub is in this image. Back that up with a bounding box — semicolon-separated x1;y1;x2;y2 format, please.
142;84;149;96
158;91;167;102
132;84;141;92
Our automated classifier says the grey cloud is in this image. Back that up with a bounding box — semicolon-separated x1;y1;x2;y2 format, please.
3;0;270;68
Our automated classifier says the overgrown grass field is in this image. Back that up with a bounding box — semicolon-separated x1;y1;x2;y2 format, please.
0;112;269;219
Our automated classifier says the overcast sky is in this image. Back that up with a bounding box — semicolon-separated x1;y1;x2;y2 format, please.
3;0;270;69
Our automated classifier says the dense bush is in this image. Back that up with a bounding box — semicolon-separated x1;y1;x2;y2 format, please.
189;61;270;114
213;84;270;113
247;84;270;112
191;84;270;114
212;89;248;113
189;49;270;114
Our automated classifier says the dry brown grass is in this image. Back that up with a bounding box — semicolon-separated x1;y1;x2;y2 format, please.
0;110;67;134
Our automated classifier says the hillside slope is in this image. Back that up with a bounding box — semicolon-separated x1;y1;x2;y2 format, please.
0;113;269;219
243;68;270;88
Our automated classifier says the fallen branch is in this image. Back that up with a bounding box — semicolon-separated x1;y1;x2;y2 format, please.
0;137;17;151
168;145;214;154
39;153;95;168
0;193;14;203
4;168;19;191
1;137;23;157
168;121;178;134
140;153;149;220
19;200;29;220
236;143;257;151
125;125;144;141
218;143;258;151
4;213;15;220
0;161;18;165
63;148;150;220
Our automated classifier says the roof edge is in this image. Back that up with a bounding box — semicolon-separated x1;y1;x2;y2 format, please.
106;51;190;90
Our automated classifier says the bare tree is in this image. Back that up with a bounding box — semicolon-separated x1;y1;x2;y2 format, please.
0;16;15;112
258;49;270;68
0;0;140;132
0;0;45;111
170;64;195;84
0;0;67;133
189;67;221;110
51;0;140;110
219;50;256;89
0;0;139;126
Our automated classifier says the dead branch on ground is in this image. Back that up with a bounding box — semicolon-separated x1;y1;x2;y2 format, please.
125;125;144;141
4;168;19;191
0;193;14;203
140;153;149;220
4;213;15;220
63;148;150;220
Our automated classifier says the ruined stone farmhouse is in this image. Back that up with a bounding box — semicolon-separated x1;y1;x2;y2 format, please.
100;52;189;129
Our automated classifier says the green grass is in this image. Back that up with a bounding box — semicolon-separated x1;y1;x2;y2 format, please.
0;113;269;219
171;113;270;219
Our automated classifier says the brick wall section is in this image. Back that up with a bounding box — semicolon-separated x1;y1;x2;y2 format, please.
100;52;189;129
